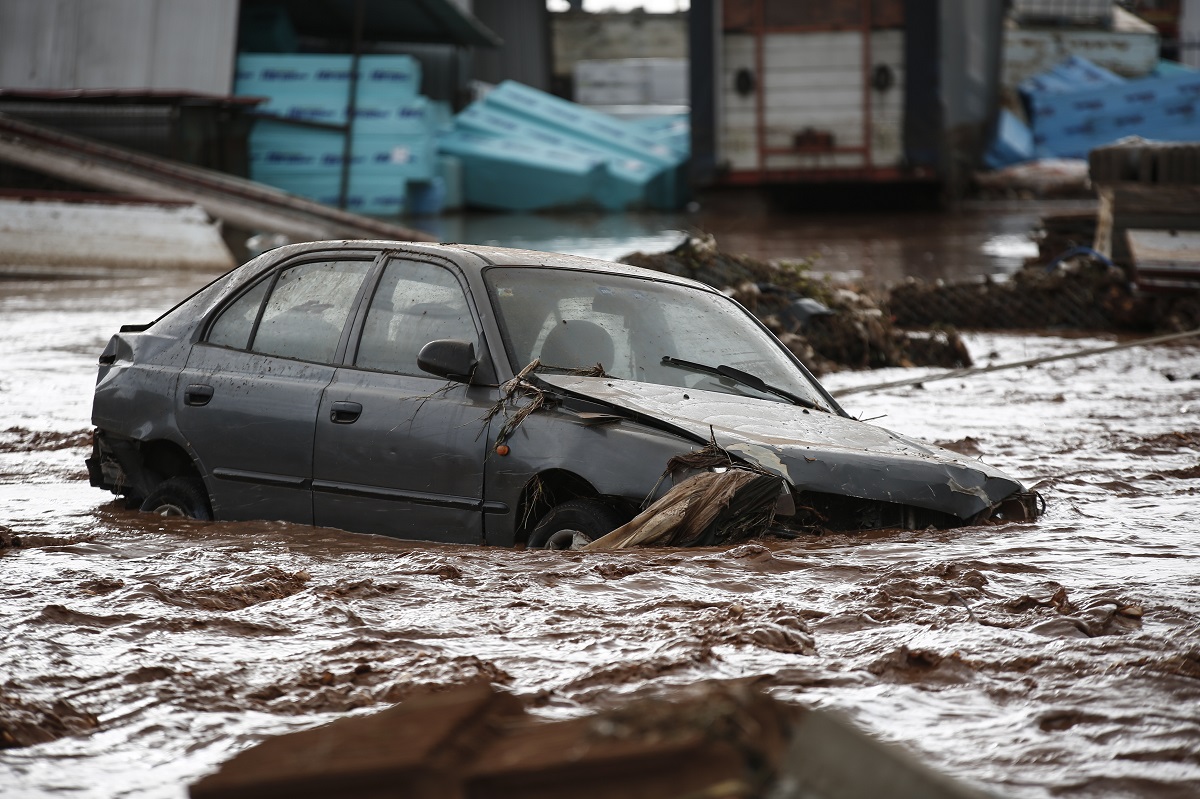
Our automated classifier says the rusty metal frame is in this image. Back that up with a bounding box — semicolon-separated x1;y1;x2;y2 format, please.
723;165;935;184
746;0;877;182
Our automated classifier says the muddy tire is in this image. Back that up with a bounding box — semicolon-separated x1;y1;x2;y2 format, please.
140;477;212;521
529;499;626;549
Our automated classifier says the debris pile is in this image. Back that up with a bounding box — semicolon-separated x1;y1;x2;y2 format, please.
621;235;972;374
190;680;988;799
587;469;782;550
888;256;1200;333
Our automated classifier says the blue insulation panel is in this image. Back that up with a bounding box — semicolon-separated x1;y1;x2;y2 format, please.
437;130;605;212
235;54;433;214
438;81;690;211
483;81;682;168
1028;68;1200;159
235;54;421;101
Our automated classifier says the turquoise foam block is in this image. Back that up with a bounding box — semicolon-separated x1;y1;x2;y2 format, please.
250;124;437;180
437;130;605;212
455;103;657;210
235;53;421;100
483;81;684;169
248;94;434;135
249;171;407;214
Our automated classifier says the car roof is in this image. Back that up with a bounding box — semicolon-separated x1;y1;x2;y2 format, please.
253;240;716;294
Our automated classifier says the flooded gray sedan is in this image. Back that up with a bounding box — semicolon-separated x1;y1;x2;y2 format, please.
88;241;1039;547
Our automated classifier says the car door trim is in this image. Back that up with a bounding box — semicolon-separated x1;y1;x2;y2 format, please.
211;468;309;488
311;479;508;513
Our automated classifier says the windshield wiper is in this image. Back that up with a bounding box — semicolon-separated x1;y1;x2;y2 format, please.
661;356;826;412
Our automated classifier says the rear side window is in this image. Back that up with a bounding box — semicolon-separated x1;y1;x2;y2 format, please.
206;278;270;350
252;260;373;362
205;259;373;363
355;260;477;375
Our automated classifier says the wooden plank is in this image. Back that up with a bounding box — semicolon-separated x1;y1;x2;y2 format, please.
1127;229;1200;292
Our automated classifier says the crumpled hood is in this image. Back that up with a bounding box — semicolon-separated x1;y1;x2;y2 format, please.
541;376;1026;520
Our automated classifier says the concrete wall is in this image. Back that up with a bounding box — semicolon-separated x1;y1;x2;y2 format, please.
0;0;239;94
551;11;687;78
1183;0;1200;69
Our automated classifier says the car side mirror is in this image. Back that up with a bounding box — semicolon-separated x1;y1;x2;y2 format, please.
417;339;478;383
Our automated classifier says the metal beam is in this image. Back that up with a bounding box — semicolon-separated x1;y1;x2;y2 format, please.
0;113;436;243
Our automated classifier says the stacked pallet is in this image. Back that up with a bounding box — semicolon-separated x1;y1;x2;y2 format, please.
1089;138;1200;291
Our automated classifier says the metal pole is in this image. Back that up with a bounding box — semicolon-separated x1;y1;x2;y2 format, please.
832;328;1200;397
338;0;366;211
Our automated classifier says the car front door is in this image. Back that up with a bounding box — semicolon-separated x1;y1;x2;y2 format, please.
312;256;496;543
177;256;376;523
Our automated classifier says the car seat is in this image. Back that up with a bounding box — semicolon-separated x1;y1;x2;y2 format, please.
539;320;614;370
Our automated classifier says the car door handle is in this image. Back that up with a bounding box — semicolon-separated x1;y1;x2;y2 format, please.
330;401;362;424
184;384;214;407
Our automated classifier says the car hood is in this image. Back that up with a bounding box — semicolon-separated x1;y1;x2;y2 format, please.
541;376;1025;520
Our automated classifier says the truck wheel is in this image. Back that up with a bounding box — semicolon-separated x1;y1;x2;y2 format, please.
528;499;626;549
140;477;212;521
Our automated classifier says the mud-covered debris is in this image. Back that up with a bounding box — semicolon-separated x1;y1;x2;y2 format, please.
191;680;989;799
621;234;972;375
889;256;1200;333
587;470;783;549
0;694;99;748
190;681;786;799
482;358;548;445
0;525;20;549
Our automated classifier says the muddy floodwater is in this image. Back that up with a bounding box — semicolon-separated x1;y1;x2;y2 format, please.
2;210;1199;799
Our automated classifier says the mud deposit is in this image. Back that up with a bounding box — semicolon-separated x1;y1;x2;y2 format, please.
2;264;1200;798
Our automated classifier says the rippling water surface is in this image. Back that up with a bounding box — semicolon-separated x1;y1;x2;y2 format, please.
2;240;1198;798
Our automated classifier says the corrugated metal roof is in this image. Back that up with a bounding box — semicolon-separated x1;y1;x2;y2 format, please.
244;0;502;48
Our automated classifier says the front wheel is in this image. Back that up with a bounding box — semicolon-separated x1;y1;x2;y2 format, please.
140;477;212;521
528;499;627;549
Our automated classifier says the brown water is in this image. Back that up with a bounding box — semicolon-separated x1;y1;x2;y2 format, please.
2;209;1199;798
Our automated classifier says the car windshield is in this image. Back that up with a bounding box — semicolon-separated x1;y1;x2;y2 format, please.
484;267;831;411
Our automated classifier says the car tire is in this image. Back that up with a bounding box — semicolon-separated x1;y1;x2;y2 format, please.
140;477;212;521
528;499;627;549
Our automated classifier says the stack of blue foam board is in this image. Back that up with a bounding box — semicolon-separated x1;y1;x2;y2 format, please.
236;54;436;215
1020;56;1200;160
437;81;690;212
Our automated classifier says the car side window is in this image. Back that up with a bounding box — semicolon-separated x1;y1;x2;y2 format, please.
355;260;477;375
250;260;373;363
206;278;270;350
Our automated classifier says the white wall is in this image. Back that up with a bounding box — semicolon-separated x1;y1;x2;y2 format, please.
0;0;239;94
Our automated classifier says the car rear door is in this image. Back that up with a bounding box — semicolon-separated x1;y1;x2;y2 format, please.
177;255;377;523
311;255;497;542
